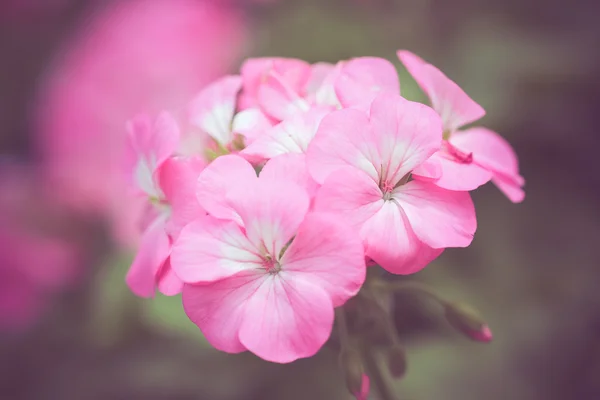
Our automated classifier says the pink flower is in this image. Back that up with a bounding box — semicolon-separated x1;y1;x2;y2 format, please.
34;0;246;247
398;50;525;202
307;92;477;274
124;112;205;297
170;155;366;363
187;75;272;155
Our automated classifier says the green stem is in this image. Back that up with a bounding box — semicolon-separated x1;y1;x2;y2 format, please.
374;280;449;307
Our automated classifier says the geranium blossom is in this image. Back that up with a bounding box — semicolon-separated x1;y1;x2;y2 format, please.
398;50;525;202
170;155;366;363
307;92;477;274
124;112;205;297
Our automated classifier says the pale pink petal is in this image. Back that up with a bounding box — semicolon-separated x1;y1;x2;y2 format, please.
158;156;206;238
242;107;330;160
225;179;310;258
231;108;274;144
369;93;443;186
196;155;258;224
306;108;381;184
126;112;180;197
393;180;476;249
171;216;263;284
239;275;334;363
260;154;320;197
305;62;335;97
412;150;492;191
189;75;242;146
361;201;443;274
156;259;184;296
313;167;384;228
397;50;485;132
306;62;342;107
258;70;310;121
281;213;366;307
126;215;171;298
335;57;400;110
182;270;267;354
450;127;525;202
239;57;311;110
492;175;525;203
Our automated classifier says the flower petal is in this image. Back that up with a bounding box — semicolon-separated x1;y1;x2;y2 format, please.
125;215;171;297
393;180;476;248
156;259;184;296
126;112;180;197
189;75;242;146
369;93;443;185
412;150;492;191
313;167;384;228
398;50;485;132
281;212;366;307
361;201;442;274
158;156;206;238
196;154;257;224
260;153;320;198
335;57;400;111
231;108;274;145
258;70;310;121
242;107;330;160
239;274;334;363
306;108;381;184
225;178;310;258
239;57;311;110
182;270;267;354
170;215;263;284
450;127;525;202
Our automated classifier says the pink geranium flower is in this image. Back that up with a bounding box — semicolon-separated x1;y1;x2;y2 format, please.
124;112;205;297
170;155;366;363
398;50;525;202
307;92;477;274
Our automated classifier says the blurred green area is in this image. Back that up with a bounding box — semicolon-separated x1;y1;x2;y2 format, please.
1;0;599;399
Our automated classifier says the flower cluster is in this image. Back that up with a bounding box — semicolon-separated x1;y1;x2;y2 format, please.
124;52;524;364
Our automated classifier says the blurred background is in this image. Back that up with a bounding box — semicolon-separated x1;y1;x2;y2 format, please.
0;0;598;399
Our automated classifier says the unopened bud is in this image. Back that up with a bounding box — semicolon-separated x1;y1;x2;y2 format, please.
339;349;365;397
387;345;407;378
444;301;492;343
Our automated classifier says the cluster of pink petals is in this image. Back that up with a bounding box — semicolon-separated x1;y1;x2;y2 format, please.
123;51;524;364
0;165;79;331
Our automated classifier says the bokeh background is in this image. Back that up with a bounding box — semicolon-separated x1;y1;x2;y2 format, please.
1;0;599;399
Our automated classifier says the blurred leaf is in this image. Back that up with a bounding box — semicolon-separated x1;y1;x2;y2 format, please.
142;293;210;346
87;251;140;347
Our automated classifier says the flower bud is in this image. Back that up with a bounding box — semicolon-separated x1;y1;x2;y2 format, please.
387;345;407;378
339;349;366;397
444;301;492;343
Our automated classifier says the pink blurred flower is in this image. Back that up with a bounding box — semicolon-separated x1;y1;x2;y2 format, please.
398;50;525;202
307;92;477;274
354;374;370;400
170;155;366;363
34;0;246;247
0;165;79;331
